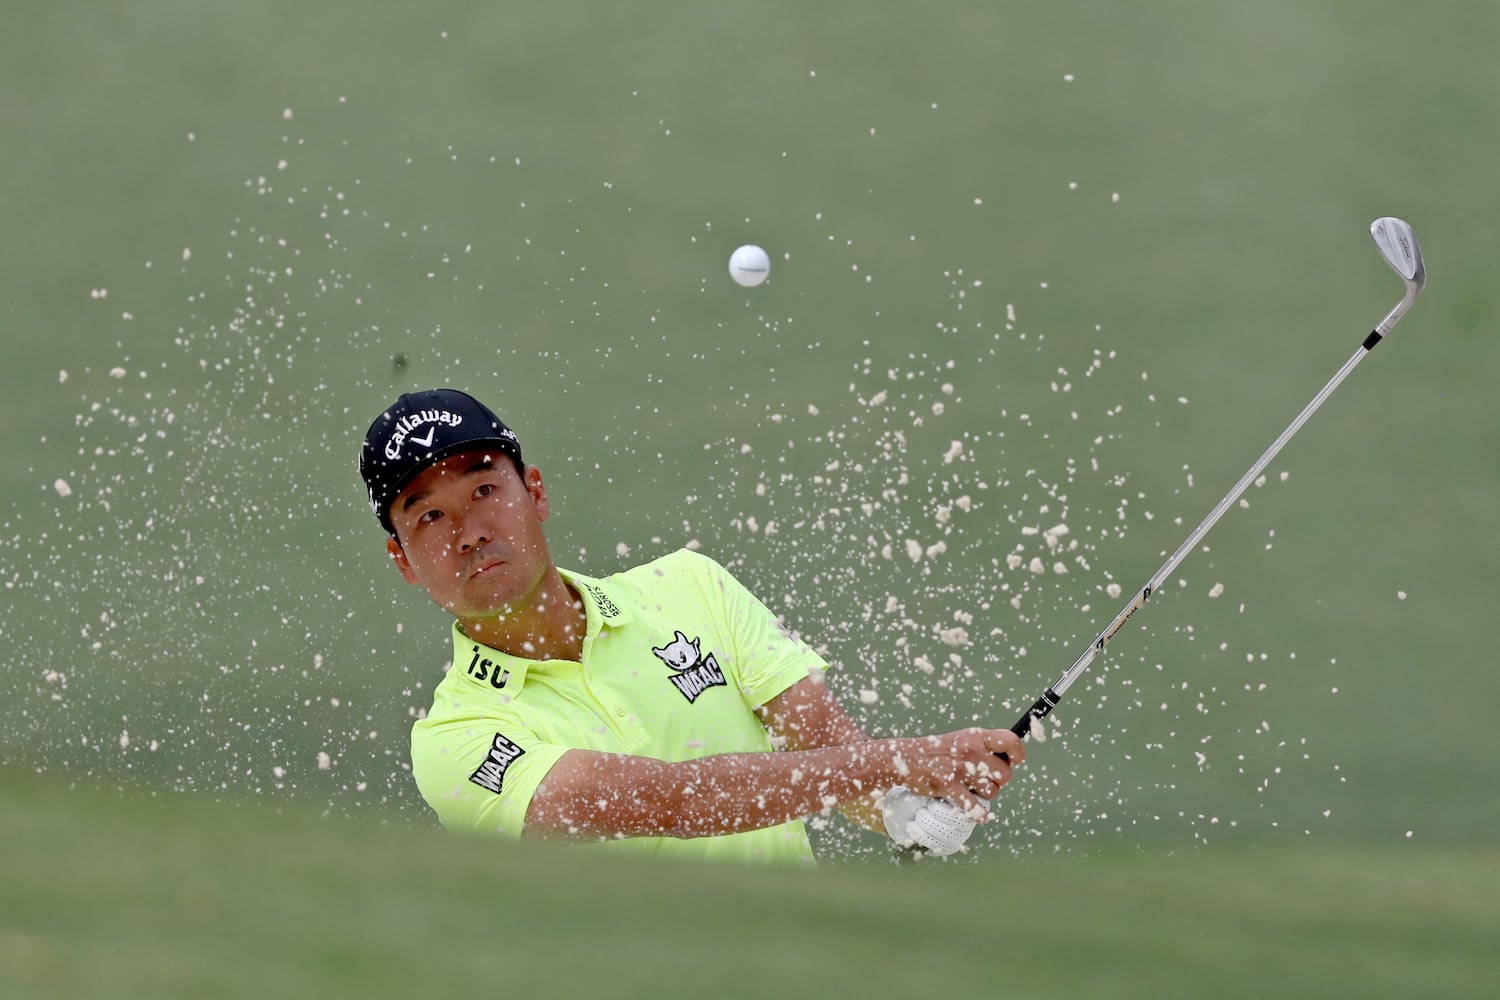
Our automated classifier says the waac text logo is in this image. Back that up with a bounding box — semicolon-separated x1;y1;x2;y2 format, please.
652;630;727;704
469;733;526;795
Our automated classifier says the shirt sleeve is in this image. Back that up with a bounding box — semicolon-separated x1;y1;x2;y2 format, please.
410;714;570;839
679;549;831;708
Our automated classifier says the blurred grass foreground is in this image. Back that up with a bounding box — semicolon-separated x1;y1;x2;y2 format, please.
2;773;1498;1000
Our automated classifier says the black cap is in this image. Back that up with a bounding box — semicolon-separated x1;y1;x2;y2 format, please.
360;388;523;535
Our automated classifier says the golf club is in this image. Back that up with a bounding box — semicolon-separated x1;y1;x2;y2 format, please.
1004;217;1426;746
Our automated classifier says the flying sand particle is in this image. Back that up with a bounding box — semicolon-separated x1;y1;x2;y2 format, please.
938;627;969;647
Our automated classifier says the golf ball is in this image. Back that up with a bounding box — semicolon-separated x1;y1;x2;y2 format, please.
729;244;771;287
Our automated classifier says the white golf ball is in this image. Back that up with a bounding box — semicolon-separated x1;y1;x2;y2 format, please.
728;244;771;287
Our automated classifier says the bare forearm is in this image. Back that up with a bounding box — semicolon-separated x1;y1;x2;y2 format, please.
836;790;887;834
529;741;895;840
758;673;886;834
526;725;1024;842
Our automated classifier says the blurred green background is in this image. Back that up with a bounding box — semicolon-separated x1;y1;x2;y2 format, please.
3;1;1496;853
5;3;1500;996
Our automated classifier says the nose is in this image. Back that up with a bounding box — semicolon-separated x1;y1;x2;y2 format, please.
457;517;492;553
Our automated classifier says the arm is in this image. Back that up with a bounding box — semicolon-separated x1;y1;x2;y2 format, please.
758;676;1021;851
523;695;1024;841
755;673;886;834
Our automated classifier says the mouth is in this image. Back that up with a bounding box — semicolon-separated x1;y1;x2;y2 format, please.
469;558;506;580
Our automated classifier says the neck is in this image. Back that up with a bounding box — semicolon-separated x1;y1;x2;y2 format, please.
458;572;587;662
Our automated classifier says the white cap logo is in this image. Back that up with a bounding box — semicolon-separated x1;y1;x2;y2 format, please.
383;409;464;460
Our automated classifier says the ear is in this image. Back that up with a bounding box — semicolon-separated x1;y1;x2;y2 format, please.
387;537;420;585
522;465;550;522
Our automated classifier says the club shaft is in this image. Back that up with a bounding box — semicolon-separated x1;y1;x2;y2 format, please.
1009;330;1388;739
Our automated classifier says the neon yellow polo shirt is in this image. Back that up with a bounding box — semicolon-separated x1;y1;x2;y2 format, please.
410;548;827;865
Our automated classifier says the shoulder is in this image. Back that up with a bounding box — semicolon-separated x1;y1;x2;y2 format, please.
601;547;738;596
617;546;725;578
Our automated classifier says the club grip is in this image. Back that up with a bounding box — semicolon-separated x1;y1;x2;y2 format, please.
993;689;1063;762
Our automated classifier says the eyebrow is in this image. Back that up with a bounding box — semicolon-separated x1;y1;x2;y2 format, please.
399;457;497;514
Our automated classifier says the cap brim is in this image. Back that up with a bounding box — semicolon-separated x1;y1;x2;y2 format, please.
379;437;522;533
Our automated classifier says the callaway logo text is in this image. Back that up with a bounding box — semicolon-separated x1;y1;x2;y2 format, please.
382;408;465;460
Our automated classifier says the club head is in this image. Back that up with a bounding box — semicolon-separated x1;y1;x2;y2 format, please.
1370;217;1426;291
1368;217;1427;337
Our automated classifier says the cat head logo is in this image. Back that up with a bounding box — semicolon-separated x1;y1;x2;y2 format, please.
652;631;702;671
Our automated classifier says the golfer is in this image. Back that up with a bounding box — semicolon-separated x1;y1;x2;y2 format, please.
360;388;1025;863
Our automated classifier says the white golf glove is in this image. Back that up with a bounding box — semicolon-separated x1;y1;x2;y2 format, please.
880;785;988;857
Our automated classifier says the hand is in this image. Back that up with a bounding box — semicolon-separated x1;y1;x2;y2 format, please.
887;727;1025;819
880;786;989;857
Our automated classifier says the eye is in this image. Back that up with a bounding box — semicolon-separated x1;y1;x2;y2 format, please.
473;482;496;500
416;508;444;526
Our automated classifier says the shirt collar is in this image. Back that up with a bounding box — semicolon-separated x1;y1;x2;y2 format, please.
445;567;631;693
448;622;532;696
558;566;633;634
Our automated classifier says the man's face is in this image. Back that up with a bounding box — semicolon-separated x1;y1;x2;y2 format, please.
385;451;554;622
